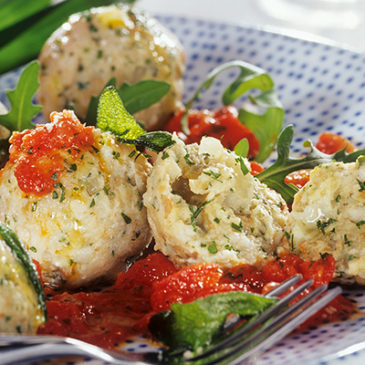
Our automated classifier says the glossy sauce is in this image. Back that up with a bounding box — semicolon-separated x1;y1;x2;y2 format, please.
8;110;94;195
38;252;357;349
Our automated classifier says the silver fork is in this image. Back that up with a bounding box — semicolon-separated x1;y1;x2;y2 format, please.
0;275;342;365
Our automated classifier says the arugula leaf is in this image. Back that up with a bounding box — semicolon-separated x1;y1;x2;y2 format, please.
234;138;249;158
149;291;277;352
256;125;365;204
86;78;170;125
182;60;284;163
238;89;284;162
97;86;175;152
0;61;41;132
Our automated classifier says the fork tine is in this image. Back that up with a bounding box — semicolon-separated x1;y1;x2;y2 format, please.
264;274;302;298
197;285;342;365
189;277;313;361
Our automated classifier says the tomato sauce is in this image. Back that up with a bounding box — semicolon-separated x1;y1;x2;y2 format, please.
38;252;356;349
8;110;94;195
166;106;259;158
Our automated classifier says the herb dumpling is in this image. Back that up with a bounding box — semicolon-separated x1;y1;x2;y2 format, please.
0;229;45;334
144;136;289;268
288;158;365;285
38;4;185;130
0;110;151;288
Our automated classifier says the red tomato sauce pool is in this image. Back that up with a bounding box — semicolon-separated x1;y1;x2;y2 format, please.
38;252;357;349
8;110;94;195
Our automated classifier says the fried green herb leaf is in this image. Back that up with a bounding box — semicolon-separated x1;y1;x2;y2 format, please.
149;291;277;351
86;79;170;125
0;60;41;131
97;86;175;152
97;86;145;139
182;60;284;163
117;131;175;152
0;223;47;320
256;125;365;204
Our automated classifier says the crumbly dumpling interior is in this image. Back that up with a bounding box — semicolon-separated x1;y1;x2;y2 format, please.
0;240;44;334
144;136;289;268
288;158;365;284
38;4;185;129
0;128;151;288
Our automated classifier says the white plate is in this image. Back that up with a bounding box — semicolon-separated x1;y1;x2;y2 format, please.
1;14;365;365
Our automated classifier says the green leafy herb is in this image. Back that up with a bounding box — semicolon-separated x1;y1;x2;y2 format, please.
118;80;170;114
96;86;175;152
234;138;249;158
182;60;284;162
256;125;365;204
0;223;46;320
121;212;131;224
148;291;277;352
208;241;218;254
344;234;352;246
0;61;41;131
0;0;126;75
97;86;145;139
0;0;51;33
86;78;170;125
356;220;365;228
231;221;243;232
184;152;195;166
316;218;336;235
357;179;365;192
202;170;222;180
236;157;250;176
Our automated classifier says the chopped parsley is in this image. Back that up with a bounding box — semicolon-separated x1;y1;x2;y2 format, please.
236;157;249;176
208;241;218;254
356;220;365;228
162;151;169;160
90;198;95;208
203;170;222;181
112;151;120;159
213;217;220;224
357;179;365;192
231;221;243;232
29;246;37;253
316;218;336;235
189;200;211;231
344;234;352;246
184;153;195;166
128;150;136;158
121;212;132;224
53;182;66;202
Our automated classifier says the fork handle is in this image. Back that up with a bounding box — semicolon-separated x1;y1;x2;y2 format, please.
0;342;128;365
